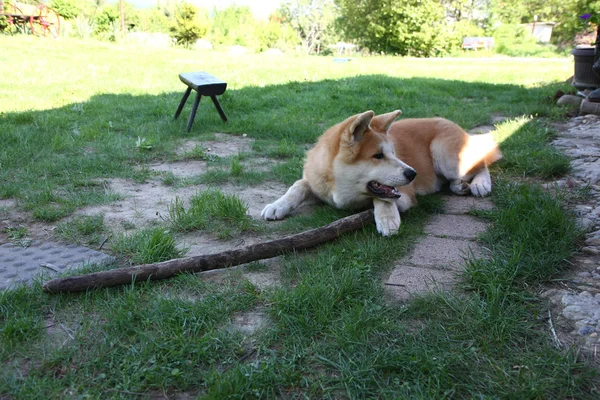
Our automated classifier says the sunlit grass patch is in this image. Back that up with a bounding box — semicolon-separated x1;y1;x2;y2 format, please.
494;117;570;178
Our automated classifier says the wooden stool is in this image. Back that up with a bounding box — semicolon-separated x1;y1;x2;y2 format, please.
174;72;228;132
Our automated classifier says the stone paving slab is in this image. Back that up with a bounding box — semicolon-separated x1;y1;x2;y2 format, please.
0;241;115;290
424;214;489;240
385;265;458;301
405;236;483;270
441;195;494;214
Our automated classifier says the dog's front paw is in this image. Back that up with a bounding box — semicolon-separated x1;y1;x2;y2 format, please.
373;200;401;236
261;202;292;220
450;180;471;196
470;178;492;197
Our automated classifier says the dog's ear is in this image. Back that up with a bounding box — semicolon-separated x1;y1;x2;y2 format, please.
344;111;374;144
370;110;402;133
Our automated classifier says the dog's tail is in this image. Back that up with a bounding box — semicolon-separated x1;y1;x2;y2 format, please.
466;132;502;166
458;132;502;177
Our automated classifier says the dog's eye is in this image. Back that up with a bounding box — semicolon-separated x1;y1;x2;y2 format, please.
373;153;384;159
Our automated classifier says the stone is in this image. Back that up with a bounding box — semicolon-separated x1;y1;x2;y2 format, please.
578;325;597;336
578;217;595;232
386;265;457;301
423;214;489;240
582;247;600;255
404;236;484;270
557;94;584;109
441;195;494;214
585;238;600;247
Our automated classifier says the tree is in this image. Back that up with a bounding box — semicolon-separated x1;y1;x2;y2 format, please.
170;2;210;48
335;0;446;56
210;5;258;47
279;0;339;54
50;0;81;20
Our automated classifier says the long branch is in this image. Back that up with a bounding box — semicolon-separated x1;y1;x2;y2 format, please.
43;209;374;294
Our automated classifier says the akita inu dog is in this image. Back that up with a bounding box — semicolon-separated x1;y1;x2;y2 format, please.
261;110;502;236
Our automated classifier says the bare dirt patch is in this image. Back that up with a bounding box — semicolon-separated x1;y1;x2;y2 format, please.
232;308;269;335
177;133;253;157
0;200;55;243
75;178;289;235
149;160;207;178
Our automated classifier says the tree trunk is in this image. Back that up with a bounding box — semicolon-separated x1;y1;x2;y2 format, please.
43;210;375;294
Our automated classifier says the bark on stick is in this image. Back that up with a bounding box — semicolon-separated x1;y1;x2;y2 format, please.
43;210;374;293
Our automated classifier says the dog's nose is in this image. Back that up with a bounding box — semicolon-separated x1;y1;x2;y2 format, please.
404;169;417;182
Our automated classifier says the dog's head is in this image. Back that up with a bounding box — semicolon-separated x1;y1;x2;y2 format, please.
335;110;416;200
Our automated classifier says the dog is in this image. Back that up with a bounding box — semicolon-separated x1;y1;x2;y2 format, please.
261;110;502;236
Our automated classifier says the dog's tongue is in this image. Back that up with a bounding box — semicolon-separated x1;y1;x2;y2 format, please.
368;181;401;198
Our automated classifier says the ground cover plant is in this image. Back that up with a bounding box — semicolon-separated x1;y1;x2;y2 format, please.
1;35;598;398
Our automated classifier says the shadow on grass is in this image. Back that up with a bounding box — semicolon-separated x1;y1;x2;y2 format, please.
0;74;568;221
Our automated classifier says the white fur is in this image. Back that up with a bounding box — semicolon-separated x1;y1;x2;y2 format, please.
261;113;499;236
373;198;400;236
261;179;313;220
395;193;415;212
470;168;492;197
330;144;414;209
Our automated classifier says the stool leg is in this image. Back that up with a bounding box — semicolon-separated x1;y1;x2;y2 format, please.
186;92;202;132
210;95;228;122
174;87;192;120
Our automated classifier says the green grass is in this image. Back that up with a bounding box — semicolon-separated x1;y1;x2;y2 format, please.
0;35;597;398
167;188;254;238
0;36;573;220
111;227;185;264
494;117;571;178
54;214;107;245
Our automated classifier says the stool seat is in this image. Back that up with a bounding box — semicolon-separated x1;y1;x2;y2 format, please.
174;71;228;132
179;72;227;96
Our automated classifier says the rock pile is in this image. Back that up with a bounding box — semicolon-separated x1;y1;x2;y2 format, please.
545;114;600;349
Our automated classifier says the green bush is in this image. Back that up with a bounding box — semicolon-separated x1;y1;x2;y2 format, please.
210;5;259;48
0;15;9;32
170;2;210;48
492;24;537;55
50;0;80;20
136;8;173;34
336;0;446;56
255;20;299;52
443;20;486;55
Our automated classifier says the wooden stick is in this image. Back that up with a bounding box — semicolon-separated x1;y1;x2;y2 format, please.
43;210;374;294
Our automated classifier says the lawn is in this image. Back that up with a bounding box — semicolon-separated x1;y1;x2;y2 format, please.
1;35;597;398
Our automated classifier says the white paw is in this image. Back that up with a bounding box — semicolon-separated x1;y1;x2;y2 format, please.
261;201;292;220
374;202;401;236
470;179;492;197
450;180;471;196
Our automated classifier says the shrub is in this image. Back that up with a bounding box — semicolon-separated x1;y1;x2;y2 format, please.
210;5;258;48
443;20;486;55
50;0;80;20
255;20;299;51
170;2;210;48
136;8;173;34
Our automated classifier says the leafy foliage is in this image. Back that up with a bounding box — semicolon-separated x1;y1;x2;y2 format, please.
49;0;81;20
335;0;446;56
170;2;210;48
279;0;339;54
